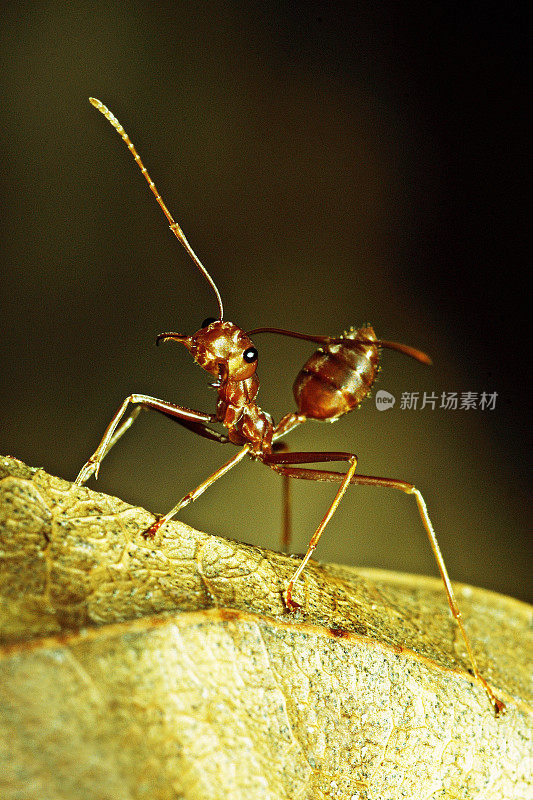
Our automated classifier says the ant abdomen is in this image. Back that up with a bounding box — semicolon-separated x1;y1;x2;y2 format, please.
293;325;380;420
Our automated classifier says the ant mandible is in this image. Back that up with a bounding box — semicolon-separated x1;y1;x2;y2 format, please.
75;98;504;716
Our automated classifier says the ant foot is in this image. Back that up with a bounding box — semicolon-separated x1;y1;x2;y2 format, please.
493;696;506;717
142;516;165;539
284;587;302;612
74;458;100;486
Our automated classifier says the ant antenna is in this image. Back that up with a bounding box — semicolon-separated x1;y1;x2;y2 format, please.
89;98;224;321
248;327;432;365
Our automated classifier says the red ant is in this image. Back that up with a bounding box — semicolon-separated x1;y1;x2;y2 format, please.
75;98;504;715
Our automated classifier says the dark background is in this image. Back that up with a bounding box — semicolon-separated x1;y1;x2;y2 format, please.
1;3;530;601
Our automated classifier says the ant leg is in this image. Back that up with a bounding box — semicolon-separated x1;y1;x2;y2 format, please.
269;415;306;550
143;445;250;538
75;394;215;485
273;412;306;442
98;407;230;468
272;443;292;552
99;406;144;462
382;478;504;716
262;451;358;610
269;464;505;716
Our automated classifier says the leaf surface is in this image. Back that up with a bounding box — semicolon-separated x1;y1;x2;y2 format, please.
1;455;531;799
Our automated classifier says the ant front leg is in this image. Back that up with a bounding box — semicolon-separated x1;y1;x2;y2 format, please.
75;394;216;485
262;450;358;610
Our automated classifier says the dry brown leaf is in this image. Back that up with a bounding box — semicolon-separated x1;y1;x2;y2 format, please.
0;455;531;799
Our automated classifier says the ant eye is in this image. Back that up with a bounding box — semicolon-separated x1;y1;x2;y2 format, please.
201;317;216;328
243;347;258;363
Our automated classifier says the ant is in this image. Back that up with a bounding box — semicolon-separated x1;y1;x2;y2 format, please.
75;98;504;715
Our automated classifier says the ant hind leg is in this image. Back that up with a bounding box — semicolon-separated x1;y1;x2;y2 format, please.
265;463;505;716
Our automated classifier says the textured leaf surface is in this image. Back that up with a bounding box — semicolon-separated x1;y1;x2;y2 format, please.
1;455;531;799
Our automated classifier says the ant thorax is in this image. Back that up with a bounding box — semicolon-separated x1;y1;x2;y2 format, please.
216;374;274;451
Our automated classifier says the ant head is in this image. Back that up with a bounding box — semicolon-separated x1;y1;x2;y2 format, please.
156;319;258;383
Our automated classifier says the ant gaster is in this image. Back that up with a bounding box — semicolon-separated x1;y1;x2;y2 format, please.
75;98;504;716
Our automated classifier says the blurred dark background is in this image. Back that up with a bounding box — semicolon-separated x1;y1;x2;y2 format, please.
1;3;530;601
